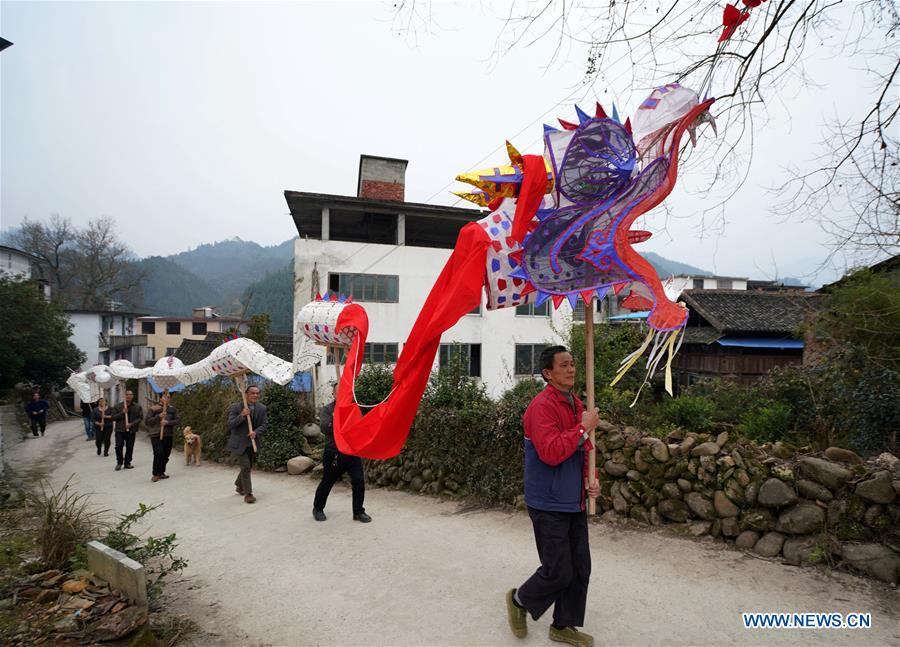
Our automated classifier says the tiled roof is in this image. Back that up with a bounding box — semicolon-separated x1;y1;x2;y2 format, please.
174;333;293;365
681;290;823;335
681;326;722;345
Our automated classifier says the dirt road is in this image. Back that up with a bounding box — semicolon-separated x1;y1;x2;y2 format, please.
3;414;898;646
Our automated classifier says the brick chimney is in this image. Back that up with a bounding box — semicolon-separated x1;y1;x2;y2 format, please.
357;155;408;201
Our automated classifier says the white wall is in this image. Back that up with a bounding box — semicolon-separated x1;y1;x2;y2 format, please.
68;313;102;371
0;248;33;279
294;238;573;400
671;276;748;294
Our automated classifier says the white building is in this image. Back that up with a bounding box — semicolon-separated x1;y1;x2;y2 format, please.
65;309;150;405
286;155;589;399
0;244;50;299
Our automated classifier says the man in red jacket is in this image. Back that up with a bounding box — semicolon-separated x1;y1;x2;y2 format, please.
506;345;600;647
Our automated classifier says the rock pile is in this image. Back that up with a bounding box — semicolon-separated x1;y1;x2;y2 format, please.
4;567;146;644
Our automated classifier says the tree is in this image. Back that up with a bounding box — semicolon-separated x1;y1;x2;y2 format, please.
395;1;898;268
6;215;145;310
245;313;271;346
0;277;86;390
68;217;144;310
6;214;75;298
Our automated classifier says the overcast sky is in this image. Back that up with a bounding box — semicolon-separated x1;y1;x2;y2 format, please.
0;1;883;285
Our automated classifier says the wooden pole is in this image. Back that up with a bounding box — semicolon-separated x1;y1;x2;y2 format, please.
585;301;598;515
333;347;343;385
234;373;258;454
159;392;169;440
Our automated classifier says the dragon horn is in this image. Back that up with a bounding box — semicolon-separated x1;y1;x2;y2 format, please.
506;140;523;166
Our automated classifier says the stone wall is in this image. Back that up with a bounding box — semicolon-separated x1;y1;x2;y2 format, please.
363;421;900;585
592;424;900;584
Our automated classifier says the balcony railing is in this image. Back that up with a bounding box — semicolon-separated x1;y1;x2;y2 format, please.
107;334;147;350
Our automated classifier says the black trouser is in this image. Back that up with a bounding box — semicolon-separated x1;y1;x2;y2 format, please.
115;431;136;466
151;435;173;476
517;507;591;628
313;448;366;515
234;447;256;495
30;415;47;436
95;426;112;454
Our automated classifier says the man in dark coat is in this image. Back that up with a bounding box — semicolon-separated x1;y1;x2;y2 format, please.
226;385;267;504
505;345;600;647
91;397;114;456
145;391;180;482
312;383;370;523
25;391;50;437
111;390;142;471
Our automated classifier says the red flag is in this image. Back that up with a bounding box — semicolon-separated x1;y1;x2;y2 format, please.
333;223;491;459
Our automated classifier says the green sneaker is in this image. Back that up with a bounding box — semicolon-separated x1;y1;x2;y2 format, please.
549;625;594;647
505;589;527;638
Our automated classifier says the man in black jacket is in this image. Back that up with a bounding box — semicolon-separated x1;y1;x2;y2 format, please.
227;385;267;504
312;383;371;523
145;391;180;482
91;397;114;456
25;391;50;437
111;390;142;471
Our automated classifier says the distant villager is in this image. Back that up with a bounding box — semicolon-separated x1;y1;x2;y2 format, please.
25;391;50;437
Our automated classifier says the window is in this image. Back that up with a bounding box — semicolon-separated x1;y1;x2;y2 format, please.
692;278;704;290
146;347;156;360
438;343;481;377
515;344;549;376
165;347;179;356
516;301;550;317
328;273;399;303
192;322;207;336
717;279;733;290
326;343;400;365
166;321;181;335
365;343;399;364
141;321;156;335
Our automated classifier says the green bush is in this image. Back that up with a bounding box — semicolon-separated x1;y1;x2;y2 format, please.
656;395;716;433
738;401;793;444
363;354;545;505
353;364;394;412
175;379;236;463
100;503;188;606
257;383;314;470
176;379;314;468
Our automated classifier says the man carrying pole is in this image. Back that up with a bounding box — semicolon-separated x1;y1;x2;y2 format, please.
505;345;600;647
111;389;142;471
145;390;179;482
227;384;267;504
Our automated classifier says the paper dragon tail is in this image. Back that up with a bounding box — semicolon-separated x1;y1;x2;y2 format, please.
611;324;686;407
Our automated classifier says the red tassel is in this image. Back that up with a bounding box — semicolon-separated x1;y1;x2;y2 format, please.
595;103;608;119
624;117;632;135
558;119;579;131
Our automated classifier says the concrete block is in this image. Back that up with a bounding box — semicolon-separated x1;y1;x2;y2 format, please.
86;540;148;608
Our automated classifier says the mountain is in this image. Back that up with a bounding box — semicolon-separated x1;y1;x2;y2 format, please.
643;252;712;278
137;238;296;317
169;238;294;293
242;263;294;334
136;256;224;316
136;237;717;327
